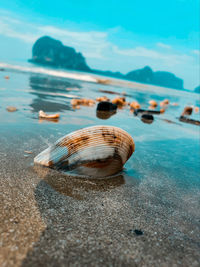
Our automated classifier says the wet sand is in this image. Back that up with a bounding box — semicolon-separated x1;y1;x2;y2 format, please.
0;69;200;266
0;128;200;267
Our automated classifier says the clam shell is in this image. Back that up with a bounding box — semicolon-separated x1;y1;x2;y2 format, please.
34;125;135;177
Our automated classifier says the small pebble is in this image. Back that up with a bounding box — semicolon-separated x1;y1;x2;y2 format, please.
129;229;144;236
141;114;154;124
97;101;117;111
134;229;144;235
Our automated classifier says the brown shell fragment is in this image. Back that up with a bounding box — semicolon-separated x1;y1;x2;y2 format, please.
130;101;141;110
181;106;193;116
112;97;126;107
149;100;157;107
39;110;60;119
6;106;17;112
96;96;110;102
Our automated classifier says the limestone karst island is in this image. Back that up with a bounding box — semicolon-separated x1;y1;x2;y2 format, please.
30;36;184;90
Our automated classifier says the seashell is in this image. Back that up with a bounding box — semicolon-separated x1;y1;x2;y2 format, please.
39;110;60;120
181;106;193;116
171;102;179;106
71;98;95;107
34;125;135;178
71;98;82;106
130;101;141;110
163;99;169;105
112;97;126;107
97;79;110;85
83;98;95;106
6;106;17;112
149;100;157;107
194;106;199;113
159;101;166;107
96;96;110;102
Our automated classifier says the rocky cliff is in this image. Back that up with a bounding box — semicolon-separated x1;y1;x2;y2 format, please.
30;36;184;90
126;66;183;90
29;36;91;72
194;85;200;93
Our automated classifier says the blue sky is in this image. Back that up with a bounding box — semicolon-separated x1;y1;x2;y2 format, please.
0;0;199;89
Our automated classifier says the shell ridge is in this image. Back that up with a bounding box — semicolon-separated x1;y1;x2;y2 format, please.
34;125;135;177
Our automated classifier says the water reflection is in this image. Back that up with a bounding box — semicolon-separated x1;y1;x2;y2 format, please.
29;75;81;113
39;117;60;123
96;110;117;120
30;98;71;113
29;76;81;93
33;165;125;200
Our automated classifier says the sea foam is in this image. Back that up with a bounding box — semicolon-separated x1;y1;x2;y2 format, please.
0;62;97;83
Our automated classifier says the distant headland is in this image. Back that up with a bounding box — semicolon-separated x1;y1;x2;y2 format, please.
194;85;200;93
29;36;185;90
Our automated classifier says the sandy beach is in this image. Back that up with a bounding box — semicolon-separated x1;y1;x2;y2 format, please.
0;68;200;266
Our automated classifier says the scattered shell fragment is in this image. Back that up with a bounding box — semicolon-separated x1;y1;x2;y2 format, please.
163;99;169;105
4;75;10;80
181;106;193;116
160;99;169;107
82;98;95;106
34;125;135;178
171;102;179;106
6;106;17;112
194;107;199;113
97;79;110;85
148;105;156;110
149;100;157;107
96;96;110;102
159;102;165;107
112;97;126;107
130;101;141;110
71;98;95;107
39;110;60;119
71;99;82;106
24;151;33;154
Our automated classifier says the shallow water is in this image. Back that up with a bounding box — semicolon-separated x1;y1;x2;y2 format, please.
1;66;200;266
0;67;200;187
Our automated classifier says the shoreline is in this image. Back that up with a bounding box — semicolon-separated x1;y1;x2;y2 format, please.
0;69;200;266
1;123;200;267
0;61;196;95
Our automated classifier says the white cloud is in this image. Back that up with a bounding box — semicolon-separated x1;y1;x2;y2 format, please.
192;49;200;55
157;42;171;49
38;25;110;59
0;9;199;89
0;12;110;59
0;17;38;43
112;45;193;67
